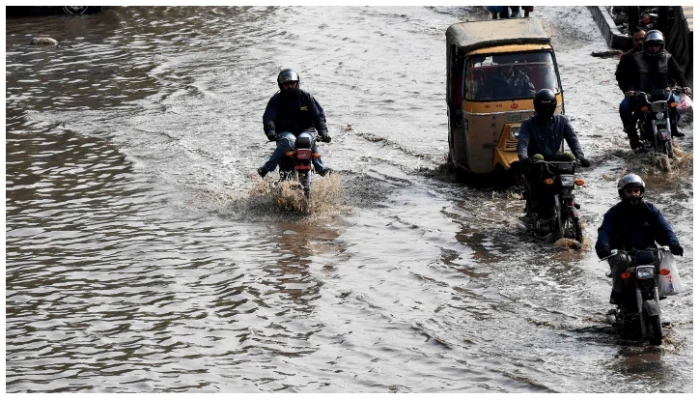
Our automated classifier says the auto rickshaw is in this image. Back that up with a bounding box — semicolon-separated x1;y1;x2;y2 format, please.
445;17;564;177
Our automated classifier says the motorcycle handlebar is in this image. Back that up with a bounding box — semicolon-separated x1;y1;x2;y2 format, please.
629;87;690;97
599;246;669;262
264;134;331;143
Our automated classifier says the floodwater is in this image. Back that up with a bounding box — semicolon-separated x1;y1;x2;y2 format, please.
5;6;693;393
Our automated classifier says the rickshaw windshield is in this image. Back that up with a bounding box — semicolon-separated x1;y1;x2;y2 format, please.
463;51;560;102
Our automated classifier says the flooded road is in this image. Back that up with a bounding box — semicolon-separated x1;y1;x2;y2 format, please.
5;6;693;393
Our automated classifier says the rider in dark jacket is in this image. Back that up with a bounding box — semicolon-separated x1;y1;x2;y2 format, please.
616;27;646;145
622;30;692;147
517;89;588;164
517;89;590;217
595;174;683;304
595;174;682;259
258;69;332;178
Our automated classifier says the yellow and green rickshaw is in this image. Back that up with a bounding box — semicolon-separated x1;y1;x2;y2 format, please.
445;17;565;177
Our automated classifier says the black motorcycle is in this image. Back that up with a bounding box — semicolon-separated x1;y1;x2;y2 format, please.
276;132;318;199
523;160;585;243
633;88;681;158
601;247;674;345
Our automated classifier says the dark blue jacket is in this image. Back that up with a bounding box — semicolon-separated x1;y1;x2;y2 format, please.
263;89;327;137
595;200;680;259
517;114;585;161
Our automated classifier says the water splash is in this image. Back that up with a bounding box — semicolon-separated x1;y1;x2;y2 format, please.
248;174;347;215
553;237;590;251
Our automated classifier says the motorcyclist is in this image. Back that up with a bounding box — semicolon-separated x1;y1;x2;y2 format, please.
623;30;692;147
257;69;333;178
517;89;590;216
616;27;646;148
595;173;683;304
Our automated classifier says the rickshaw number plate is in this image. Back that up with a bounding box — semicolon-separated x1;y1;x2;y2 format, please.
507;114;522;122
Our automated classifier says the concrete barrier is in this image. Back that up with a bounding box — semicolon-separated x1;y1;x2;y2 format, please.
588;6;630;50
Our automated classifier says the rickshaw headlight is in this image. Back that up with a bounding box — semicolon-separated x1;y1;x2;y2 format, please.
509;127;520;140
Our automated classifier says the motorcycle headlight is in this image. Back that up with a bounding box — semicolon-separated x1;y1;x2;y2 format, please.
651;101;667;113
655;112;665;120
559;175;575;187
509;126;520;140
636;266;656;280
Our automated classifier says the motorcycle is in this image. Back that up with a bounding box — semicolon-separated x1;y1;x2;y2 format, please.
601;247;677;345
633;88;681;158
276;132;319;199
523;160;585;243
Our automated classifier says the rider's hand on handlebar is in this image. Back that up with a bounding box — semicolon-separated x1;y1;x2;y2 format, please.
669;243;684;256
682;87;692;95
597;245;612;259
319;133;332;143
625;90;636;97
266;133;279;142
578;157;591;168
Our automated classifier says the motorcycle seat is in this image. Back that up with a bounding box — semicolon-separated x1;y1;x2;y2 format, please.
295;135;312;149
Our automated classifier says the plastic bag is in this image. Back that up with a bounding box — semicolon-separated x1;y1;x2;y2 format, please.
677;93;693;114
657;250;682;296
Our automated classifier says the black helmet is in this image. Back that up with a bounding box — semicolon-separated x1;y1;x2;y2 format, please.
617;173;646;205
277;69;300;91
533;88;557;120
643;30;665;57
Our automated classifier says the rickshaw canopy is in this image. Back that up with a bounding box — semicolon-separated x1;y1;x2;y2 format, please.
446;17;551;55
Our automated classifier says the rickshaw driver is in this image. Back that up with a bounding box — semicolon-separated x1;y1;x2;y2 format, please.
517;89;591;215
479;63;535;100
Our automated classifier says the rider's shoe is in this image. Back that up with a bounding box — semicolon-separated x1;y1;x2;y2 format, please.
318;168;333;177
670;123;685;137
257;166;268;178
629;139;642;151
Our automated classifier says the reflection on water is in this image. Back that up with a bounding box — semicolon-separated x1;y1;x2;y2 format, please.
5;6;692;393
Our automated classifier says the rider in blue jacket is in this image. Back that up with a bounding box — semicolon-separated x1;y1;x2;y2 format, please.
257;69;332;178
517;89;588;164
595;173;682;258
517;89;590;217
595;173;683;304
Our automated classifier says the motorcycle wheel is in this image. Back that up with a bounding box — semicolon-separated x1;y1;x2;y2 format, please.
573;218;583;243
648;315;663;346
554;205;564;241
647;314;663;346
665;141;674;159
299;171;311;199
559;210;580;241
278;170;294;182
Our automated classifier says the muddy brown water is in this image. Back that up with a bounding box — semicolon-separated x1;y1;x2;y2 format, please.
5;6;693;393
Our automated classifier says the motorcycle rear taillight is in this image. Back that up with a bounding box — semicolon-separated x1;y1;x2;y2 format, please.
296;149;312;160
